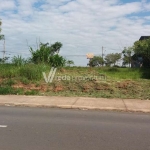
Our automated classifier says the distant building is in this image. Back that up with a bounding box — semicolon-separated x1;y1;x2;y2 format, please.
131;36;150;68
139;36;150;41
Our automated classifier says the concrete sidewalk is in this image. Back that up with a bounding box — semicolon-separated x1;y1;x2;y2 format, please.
0;95;150;113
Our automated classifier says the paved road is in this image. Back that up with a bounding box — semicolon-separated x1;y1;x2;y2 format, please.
0;107;150;150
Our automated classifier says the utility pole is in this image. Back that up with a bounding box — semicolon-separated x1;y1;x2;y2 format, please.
102;46;104;67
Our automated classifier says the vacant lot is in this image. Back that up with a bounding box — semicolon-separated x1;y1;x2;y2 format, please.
0;64;150;99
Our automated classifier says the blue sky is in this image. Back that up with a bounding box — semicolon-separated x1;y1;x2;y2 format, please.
0;0;150;66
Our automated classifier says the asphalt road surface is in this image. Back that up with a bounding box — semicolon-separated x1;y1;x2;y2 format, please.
0;106;150;150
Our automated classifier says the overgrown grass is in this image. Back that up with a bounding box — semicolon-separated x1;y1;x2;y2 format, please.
0;63;50;80
99;67;143;80
0;86;24;95
0;64;150;98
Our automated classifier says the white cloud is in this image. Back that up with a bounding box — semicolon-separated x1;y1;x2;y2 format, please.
0;0;150;66
0;0;16;11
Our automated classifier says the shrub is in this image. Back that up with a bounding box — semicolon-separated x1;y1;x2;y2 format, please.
0;86;24;95
12;55;27;66
20;77;30;85
1;79;15;86
107;67;119;72
25;90;39;95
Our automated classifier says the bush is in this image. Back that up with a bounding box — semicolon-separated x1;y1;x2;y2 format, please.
20;77;30;85
107;67;119;72
11;55;26;66
1;79;15;86
24;90;39;95
0;86;24;95
49;54;66;67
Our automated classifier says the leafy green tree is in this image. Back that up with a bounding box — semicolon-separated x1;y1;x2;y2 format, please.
0;19;4;40
133;39;150;67
122;47;134;67
30;43;51;64
0;19;5;63
30;42;63;64
50;42;63;55
105;53;121;66
0;57;9;64
30;42;66;67
66;60;74;67
133;38;150;55
88;56;104;67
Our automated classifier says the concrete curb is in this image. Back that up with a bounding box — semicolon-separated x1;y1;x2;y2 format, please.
0;95;150;113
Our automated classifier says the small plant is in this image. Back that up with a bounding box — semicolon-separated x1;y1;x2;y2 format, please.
12;55;26;66
107;67;119;72
35;82;40;87
1;79;15;86
25;90;39;95
20;77;30;85
66;60;74;67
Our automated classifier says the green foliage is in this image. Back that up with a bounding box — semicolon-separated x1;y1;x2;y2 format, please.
0;63;50;80
19;64;46;80
20;77;30;85
0;20;7;62
30;42;63;63
105;53;121;66
11;55;27;66
49;54;66;67
24;90;39;95
0;57;9;64
1;79;15;86
66;60;74;67
30;43;51;64
107;67;119;72
0;64;19;78
0;64;149;98
99;67;142;79
134;38;150;55
88;56;104;67
0;19;4;40
122;47;134;67
133;39;150;68
29;41;67;67
50;42;63;55
0;86;24;95
0;35;4;40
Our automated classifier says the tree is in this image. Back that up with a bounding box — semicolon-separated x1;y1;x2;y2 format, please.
0;57;9;64
122;47;134;67
30;42;66;67
0;19;5;63
88;56;104;67
50;42;63;55
133;39;150;67
0;19;4;40
30;42;63;64
133;38;150;55
66;60;74;67
105;53;121;66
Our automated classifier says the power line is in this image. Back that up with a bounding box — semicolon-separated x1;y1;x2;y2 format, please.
104;47;122;51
